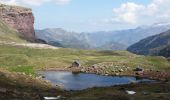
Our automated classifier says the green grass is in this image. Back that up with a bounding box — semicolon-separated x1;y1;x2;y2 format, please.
8;66;36;76
0;44;170;74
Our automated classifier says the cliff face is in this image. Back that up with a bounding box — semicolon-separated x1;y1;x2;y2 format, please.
0;4;35;42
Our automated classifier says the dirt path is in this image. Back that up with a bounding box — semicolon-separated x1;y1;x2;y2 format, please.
0;41;59;49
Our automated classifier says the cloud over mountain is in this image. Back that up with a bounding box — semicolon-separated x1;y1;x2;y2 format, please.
111;0;170;24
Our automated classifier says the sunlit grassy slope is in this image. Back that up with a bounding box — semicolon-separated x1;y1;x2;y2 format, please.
0;19;28;74
0;19;26;42
0;44;170;72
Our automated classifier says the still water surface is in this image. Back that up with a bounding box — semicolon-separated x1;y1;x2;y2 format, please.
39;71;155;90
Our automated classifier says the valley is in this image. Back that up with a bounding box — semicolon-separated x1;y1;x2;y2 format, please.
0;3;170;100
35;23;170;50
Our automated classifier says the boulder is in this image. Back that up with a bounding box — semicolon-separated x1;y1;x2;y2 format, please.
71;60;81;67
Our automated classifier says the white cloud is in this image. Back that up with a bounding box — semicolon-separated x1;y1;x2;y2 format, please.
0;0;71;6
55;0;70;5
0;0;17;5
111;0;170;25
112;2;144;24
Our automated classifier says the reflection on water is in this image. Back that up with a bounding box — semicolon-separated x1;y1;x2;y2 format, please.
39;71;155;90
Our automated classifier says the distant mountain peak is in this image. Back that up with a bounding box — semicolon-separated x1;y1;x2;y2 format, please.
151;22;170;27
136;25;149;30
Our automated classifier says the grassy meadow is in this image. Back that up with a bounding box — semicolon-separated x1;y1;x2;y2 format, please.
0;44;170;75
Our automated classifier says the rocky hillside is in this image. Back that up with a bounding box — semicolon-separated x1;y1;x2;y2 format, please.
159;45;170;57
127;30;170;57
36;28;125;50
88;23;170;47
36;23;170;50
36;28;91;49
0;4;35;42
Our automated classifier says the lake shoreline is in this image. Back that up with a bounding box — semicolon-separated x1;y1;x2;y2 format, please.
36;70;170;100
38;71;156;91
37;67;170;81
0;68;169;100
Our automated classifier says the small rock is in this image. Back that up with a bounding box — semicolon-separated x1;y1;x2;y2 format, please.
105;74;109;76
115;73;119;76
119;69;124;72
42;76;46;78
81;69;85;72
92;65;98;69
0;88;7;93
44;96;62;100
106;71;109;74
142;91;149;95
125;90;136;95
71;60;81;67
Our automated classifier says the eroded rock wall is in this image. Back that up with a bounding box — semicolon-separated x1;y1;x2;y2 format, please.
0;4;35;42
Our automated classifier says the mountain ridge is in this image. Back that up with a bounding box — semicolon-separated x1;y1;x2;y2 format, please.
35;28;92;49
127;30;170;57
36;23;170;50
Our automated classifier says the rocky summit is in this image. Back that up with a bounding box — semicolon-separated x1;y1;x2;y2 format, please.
0;4;35;42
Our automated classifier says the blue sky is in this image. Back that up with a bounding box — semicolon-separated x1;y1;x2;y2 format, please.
32;0;151;32
1;0;170;32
